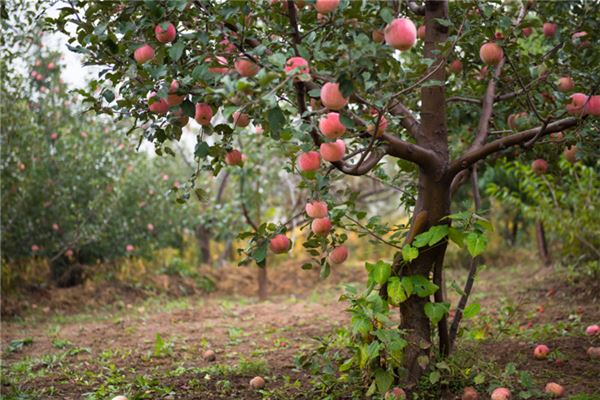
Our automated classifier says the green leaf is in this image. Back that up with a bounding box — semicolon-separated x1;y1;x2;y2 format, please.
412;230;432;248
466;232;488;257
448;227;465;247
168;40;185;61
194;141;209;158
339;114;355;128
375;369;394;394
181;100;195;118
463;303;481;319
435;18;453;27
307;88;321;97
320;263;330;279
411;275;439;297
387;276;412;304
424;302;450;324
253;241;268;264
402;245;418;263
429;370;441;384
102;89;114;103
367;260;391;285
474;373;486;385
380;8;394;24
427;225;449;246
351;315;372;337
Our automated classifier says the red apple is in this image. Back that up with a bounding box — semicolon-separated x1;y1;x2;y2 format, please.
234;56;260;77
507;112;528;130
319;112;346;138
384;18;417;51
297;151;321;172
126;244;134;252
154;22;176;43
194;103;213;125
329;246;348;264
495;31;505;40
543;22;557;38
134;44;155;64
566;93;588;115
147;223;155;232
384;387;406;400
320;82;349;110
449;59;462;74
314;0;339;13
549;131;563;142
284;56;310;75
367;114;388;137
588;347;600;359
417;25;426;40
557;77;574;92
206;56;229;74
320;139;346;162
65;249;74;258
533;344;550;359
544;382;565;397
522;27;533;37
232;111;250;127
225;150;243;166
311;217;332;236
462;387;479;400
491;387;511;400
167;80;185;106
479;42;503;66
219;37;237;53
148;92;169;114
586;95;600;116
31;245;40;252
586;324;600;336
305;200;328;218
269;234;291;254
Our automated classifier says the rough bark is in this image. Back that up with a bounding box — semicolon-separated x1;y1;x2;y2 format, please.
195;224;212;264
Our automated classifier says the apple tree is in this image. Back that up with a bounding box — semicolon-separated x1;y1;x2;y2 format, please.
50;0;599;389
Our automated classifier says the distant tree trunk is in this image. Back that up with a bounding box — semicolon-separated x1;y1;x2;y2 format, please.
195;224;211;264
535;220;551;266
257;262;268;301
510;214;519;246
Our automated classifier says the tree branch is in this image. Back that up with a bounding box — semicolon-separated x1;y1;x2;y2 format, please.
448;117;580;177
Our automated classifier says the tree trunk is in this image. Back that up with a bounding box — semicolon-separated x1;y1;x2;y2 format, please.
257;263;268;301
195;224;211;264
510;214;519;246
535;220;551;266
398;174;451;386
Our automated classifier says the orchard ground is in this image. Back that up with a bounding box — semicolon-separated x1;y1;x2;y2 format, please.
2;255;599;399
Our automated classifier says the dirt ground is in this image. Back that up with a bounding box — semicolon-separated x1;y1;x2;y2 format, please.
1;259;599;399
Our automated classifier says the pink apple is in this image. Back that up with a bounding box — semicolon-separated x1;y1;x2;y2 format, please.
194;103;213;126
586;95;600;116
220;38;237;53
531;159;548;176
305;200;328;218
126;244;134;252
522;27;533;37
297;151;321;172
319;112;346;138
491;388;511;400
544;382;565;397
134;44;155;64
284;56;310;75
47;62;56;70
52;223;60;231
31;245;40;252
311;217;332;236
533;344;550;359
167;80;185;106
461;387;479;400
384;387;406;400
329;246;348;264
543;22;557;38
65;249;74;258
320;139;345;162
225;150;243;166
148;92;169;114
586;324;600;336
372;30;385;43
320;82;348;110
384;18;417;51
234;56;260;77
417;25;426;40
479;42;503;65
368;113;388;137
50;132;58;140
232;111;250;127
557;77;574;92
155;22;176;43
314;0;339;13
269;234;290;254
566;93;588;115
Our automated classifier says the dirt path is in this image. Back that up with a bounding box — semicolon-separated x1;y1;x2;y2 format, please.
2;261;599;399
